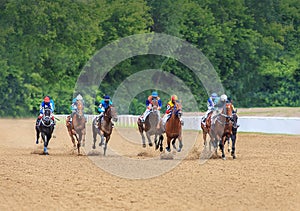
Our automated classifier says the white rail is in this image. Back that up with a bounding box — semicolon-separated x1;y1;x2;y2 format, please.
56;115;300;135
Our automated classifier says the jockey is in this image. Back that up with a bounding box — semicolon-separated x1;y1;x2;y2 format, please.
202;93;218;125
36;96;55;125
161;95;184;127
69;94;84;124
97;95;113;124
139;91;162;122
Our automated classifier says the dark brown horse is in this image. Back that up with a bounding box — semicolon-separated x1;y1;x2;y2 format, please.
66;100;86;155
225;111;239;159
137;99;164;151
210;102;233;159
201;111;214;149
92;105;118;156
165;101;183;152
35;108;55;155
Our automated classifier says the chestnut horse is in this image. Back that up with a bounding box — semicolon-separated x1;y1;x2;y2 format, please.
92;105;118;156
66;100;86;155
210;102;233;159
201;111;215;150
137;99;164;151
35;108;55;155
165;101;183;152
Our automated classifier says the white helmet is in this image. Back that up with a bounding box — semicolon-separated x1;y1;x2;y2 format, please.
76;94;83;100
220;94;227;102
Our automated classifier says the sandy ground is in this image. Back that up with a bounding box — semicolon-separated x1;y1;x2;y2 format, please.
0;118;299;210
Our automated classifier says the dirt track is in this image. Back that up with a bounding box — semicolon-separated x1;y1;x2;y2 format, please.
0;119;299;210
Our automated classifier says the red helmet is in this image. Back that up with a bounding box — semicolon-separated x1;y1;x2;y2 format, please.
171;95;178;101
44;96;50;103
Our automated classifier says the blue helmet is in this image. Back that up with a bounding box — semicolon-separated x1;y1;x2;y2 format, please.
211;93;218;98
152;91;158;97
104;95;110;101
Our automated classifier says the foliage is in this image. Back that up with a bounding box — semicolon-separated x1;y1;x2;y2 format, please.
0;0;299;117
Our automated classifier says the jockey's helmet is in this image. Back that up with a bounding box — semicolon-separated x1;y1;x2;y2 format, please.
171;95;178;101
211;93;218;99
220;94;228;102
76;94;83;101
44;96;50;103
151;91;158;97
104;95;110;101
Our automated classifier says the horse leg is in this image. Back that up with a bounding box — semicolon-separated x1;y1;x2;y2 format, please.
231;130;237;159
92;126;97;149
202;131;207;148
82;129;86;147
68;128;76;148
35;126;40;144
172;138;177;151
220;136;226;160
146;132;153;147
99;131;104;146
178;136;183;152
159;134;164;152
104;136;110;156
78;133;83;155
140;132;146;148
154;135;159;150
166;137;171;152
43;134;49;155
73;134;80;155
227;137;231;153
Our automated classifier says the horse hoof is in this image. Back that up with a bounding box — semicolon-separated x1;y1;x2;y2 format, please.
166;147;171;152
149;143;153;147
92;145;96;149
177;148;182;152
155;145;159;150
232;155;236;159
142;144;146;148
160;147;163;152
36;140;39;144
222;157;226;160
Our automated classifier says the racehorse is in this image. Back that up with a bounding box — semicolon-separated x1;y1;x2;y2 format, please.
35;108;55;155
165;101;183;152
201;111;215;150
92;105;118;156
137;99;164;151
66;100;86;155
226;111;239;159
210;102;233;159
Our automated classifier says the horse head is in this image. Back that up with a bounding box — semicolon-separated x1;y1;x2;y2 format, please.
151;98;159;112
173;101;182;119
42;108;52;126
222;102;233;120
232;110;239;128
105;105;118;122
76;100;84;118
